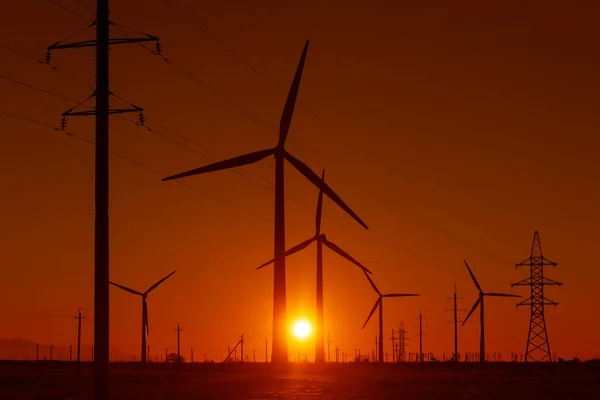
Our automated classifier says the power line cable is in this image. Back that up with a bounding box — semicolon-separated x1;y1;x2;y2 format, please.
45;0;90;20
5;6;488;278
1;109;273;224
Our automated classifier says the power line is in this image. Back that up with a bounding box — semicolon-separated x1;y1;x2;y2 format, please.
45;2;300;151
0;74;82;104
1;45;465;281
2;11;491;279
0;43;93;89
0;68;278;197
159;0;286;94
33;2;314;188
45;0;90;21
71;0;95;14
1;108;273;224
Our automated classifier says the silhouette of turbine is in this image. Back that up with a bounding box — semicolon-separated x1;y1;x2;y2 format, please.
462;260;519;363
109;270;176;363
161;41;368;364
361;270;419;363
256;169;371;364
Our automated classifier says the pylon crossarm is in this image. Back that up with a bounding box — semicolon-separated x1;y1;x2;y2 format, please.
542;277;563;286
515;257;532;267
511;277;532;287
49;37;159;51
63;108;142;118
516;297;533;307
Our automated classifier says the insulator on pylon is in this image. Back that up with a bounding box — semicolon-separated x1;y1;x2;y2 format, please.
60;116;67;131
155;41;162;56
138;111;145;126
45;50;52;64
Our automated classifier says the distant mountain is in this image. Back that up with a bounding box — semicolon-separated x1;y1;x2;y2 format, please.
0;338;135;361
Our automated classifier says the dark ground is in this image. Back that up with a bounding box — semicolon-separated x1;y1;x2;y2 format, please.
0;361;598;399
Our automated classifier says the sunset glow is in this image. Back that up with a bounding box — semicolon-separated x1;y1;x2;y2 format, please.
292;319;312;340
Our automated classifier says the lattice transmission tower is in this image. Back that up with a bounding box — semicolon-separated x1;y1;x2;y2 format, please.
511;231;562;362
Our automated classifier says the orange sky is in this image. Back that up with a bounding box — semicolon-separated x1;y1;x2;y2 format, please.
1;0;599;362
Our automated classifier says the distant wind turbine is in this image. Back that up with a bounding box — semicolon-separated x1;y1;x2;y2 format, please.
256;169;371;364
462;260;520;363
161;40;368;364
110;270;177;363
362;270;419;363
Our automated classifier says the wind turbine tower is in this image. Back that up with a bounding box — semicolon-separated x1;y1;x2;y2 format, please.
361;270;419;363
110;270;177;363
462;261;520;363
162;41;368;364
256;169;371;364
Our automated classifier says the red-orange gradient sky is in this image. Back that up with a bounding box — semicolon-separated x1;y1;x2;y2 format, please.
1;0;599;361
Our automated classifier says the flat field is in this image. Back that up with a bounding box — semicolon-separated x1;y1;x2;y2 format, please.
0;361;598;399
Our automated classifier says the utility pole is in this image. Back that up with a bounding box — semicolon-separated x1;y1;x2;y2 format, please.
240;334;245;364
445;285;464;362
512;231;562;362
414;312;427;363
191;348;194;363
335;346;340;363
174;324;183;368
326;332;332;363
165;348;168;364
75;309;85;375
390;329;396;363
46;2;160;398
253;349;256;363
264;337;269;363
50;345;53;361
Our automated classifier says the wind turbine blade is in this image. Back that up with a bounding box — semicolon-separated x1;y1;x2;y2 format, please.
362;269;380;295
162;148;275;181
278;40;309;147
315;169;325;235
382;293;420;298
255;236;317;270
321;236;372;274
462;297;482;326
285;151;368;230
109;282;142;296
485;292;521;298
362;298;381;329
463;260;482;292
143;299;149;335
145;270;177;295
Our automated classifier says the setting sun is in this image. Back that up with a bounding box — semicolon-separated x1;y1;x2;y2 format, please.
292;319;312;340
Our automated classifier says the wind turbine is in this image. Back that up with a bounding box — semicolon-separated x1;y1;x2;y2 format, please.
462;260;520;363
256;169;372;364
109;270;177;363
361;270;419;363
161;41;368;364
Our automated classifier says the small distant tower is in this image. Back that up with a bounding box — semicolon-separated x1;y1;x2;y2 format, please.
512;231;562;362
398;322;410;362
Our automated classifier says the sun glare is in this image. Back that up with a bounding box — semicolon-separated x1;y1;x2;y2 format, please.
292;319;312;340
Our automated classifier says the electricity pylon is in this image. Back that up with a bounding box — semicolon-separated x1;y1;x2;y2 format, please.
398;322;410;362
512;231;562;362
414;311;427;363
46;2;160;398
445;284;464;362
